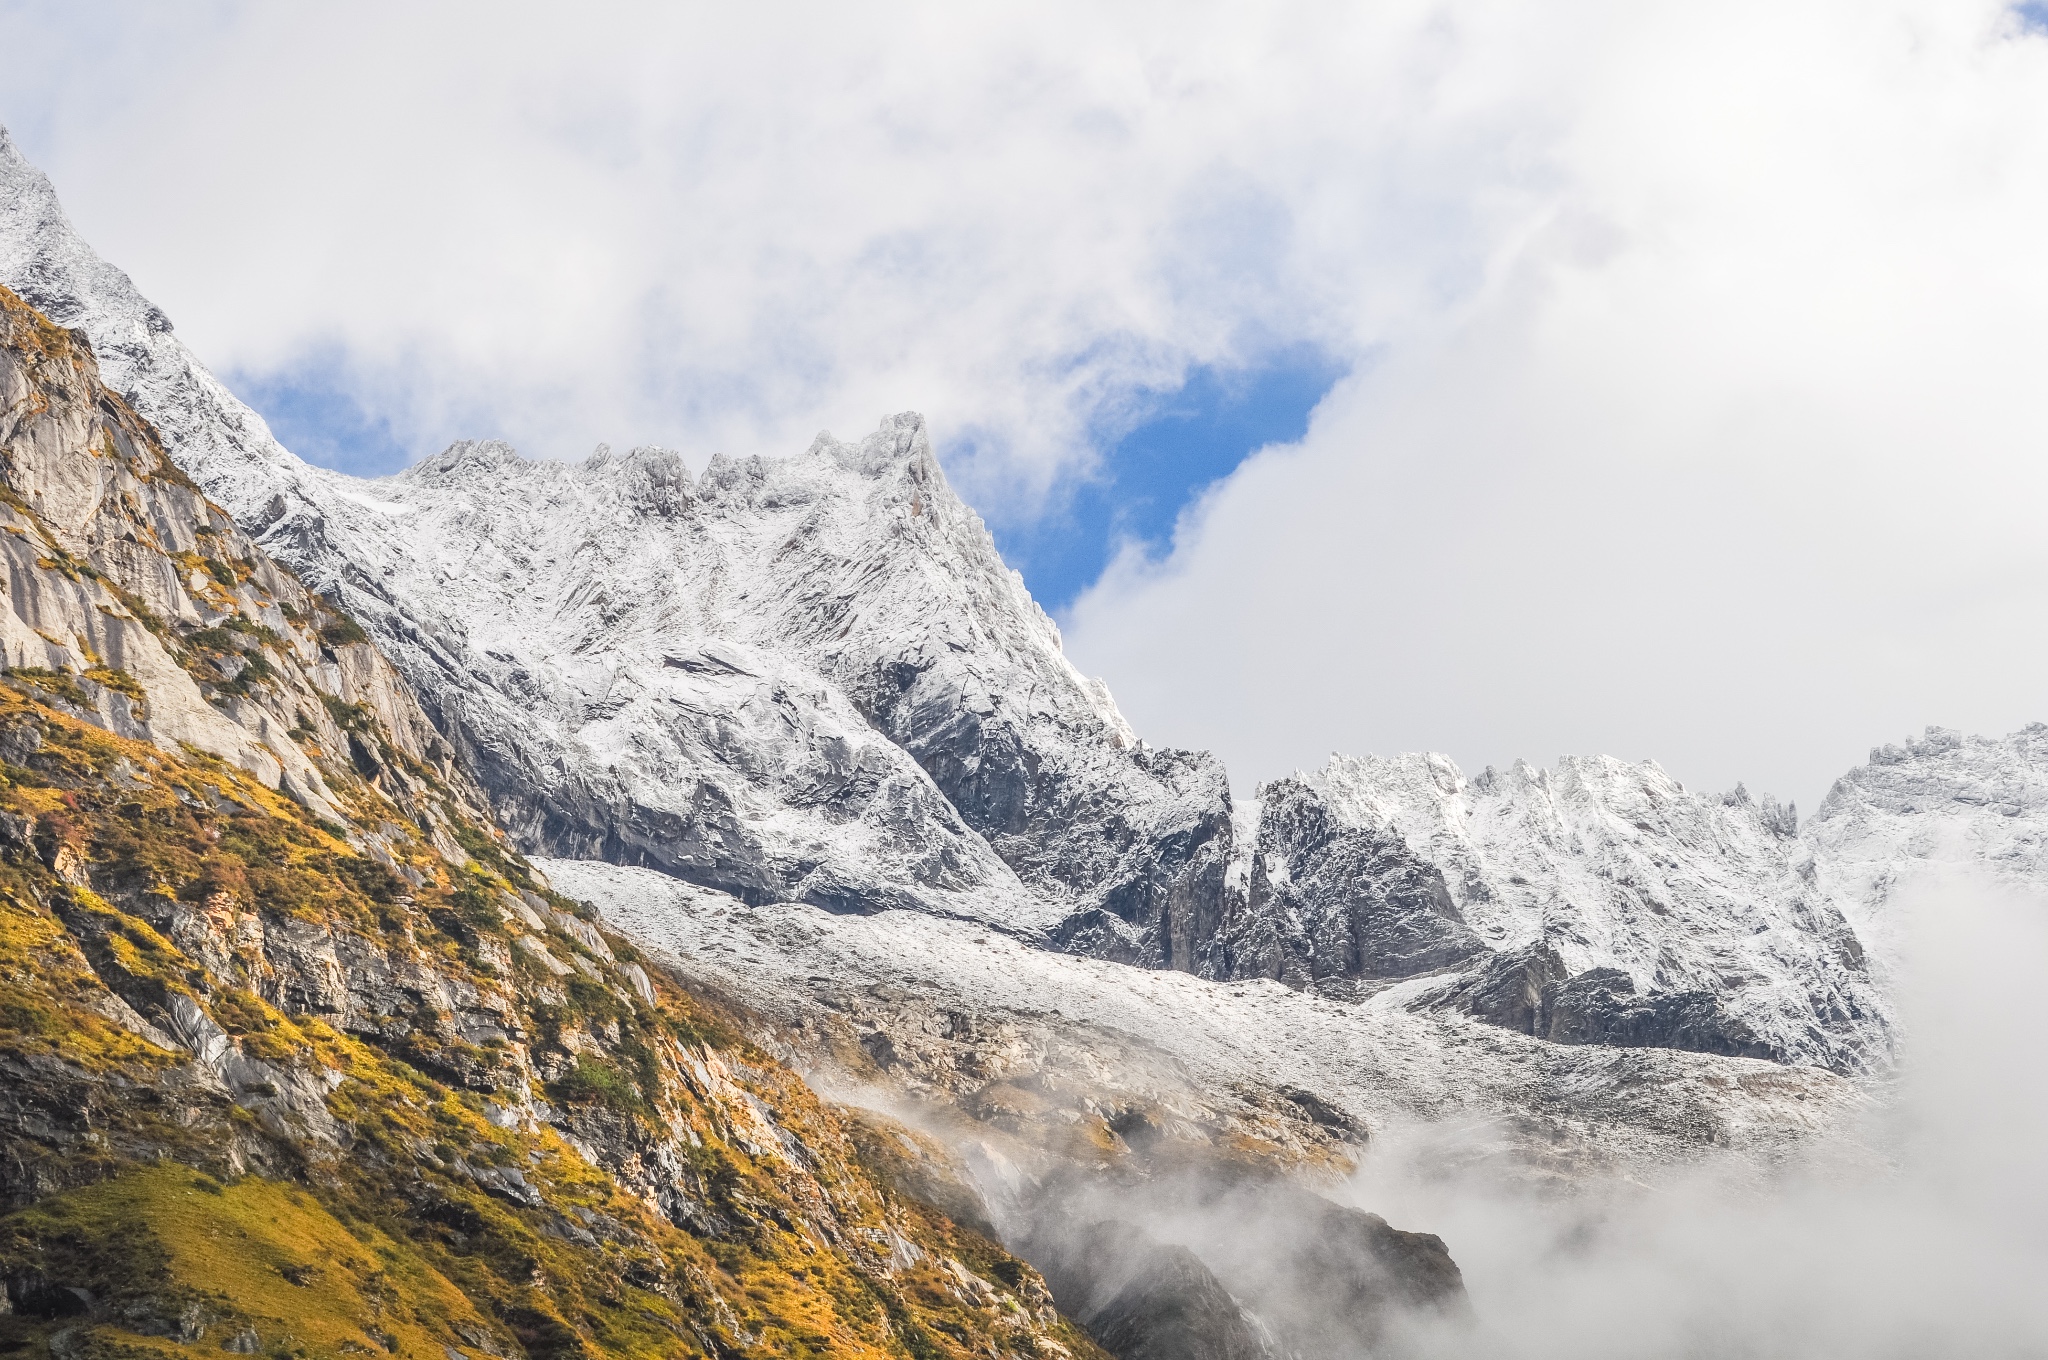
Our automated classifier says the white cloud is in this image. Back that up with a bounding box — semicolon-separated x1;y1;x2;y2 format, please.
3;0;2044;802
1064;0;2048;807
1348;870;2048;1356
0;0;1525;501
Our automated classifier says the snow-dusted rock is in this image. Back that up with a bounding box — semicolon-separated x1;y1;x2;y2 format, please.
544;857;1866;1186
1225;753;1888;1071
0;126;1233;953
0;128;309;516
1805;724;2048;981
683;422;1236;968
244;423;1238;942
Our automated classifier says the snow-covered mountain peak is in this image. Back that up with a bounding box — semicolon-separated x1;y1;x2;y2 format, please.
1804;722;2048;982
2;124;1974;1082
1;149;1220;947
0;131;1216;952
1234;747;1887;1069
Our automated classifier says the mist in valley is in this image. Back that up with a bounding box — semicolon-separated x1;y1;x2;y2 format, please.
1348;868;2048;1357
914;867;2048;1358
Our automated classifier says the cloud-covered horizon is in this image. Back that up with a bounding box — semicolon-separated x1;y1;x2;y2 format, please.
5;0;2047;808
1068;0;2048;810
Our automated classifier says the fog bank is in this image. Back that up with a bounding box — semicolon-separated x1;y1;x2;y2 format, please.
1342;868;2048;1357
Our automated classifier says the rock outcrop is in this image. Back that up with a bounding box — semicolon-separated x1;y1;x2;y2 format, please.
1222;753;1887;1070
1023;1217;1274;1360
0;283;474;838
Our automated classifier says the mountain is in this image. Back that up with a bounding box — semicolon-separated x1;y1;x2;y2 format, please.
0;278;1120;1360
0;280;1470;1360
0;125;1236;965
0;131;1490;1360
1804;723;2048;980
1221;753;1888;1071
0;269;471;847
0;123;1899;1085
25;113;2048;1356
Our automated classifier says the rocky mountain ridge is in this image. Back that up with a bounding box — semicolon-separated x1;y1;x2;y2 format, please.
0;122;1924;1083
0;276;1116;1360
11;127;2048;1088
1220;752;1888;1070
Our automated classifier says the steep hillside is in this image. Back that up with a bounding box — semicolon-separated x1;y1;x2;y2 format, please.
0;282;1102;1360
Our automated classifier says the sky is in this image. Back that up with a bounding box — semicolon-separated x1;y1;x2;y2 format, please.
3;0;2047;811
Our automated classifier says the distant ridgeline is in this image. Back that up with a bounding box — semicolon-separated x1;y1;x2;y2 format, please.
0;124;1919;1085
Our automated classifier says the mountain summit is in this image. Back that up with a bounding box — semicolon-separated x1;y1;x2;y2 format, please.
0;122;1906;1079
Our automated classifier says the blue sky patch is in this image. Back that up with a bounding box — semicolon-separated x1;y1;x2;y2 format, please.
988;350;1344;611
227;358;413;478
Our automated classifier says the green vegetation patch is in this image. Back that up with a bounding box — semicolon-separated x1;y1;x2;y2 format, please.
0;1165;494;1360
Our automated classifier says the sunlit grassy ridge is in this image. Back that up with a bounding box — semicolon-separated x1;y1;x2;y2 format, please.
0;664;1099;1360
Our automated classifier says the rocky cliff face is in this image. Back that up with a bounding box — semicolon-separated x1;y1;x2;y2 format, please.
0;283;473;838
0;280;1103;1360
1223;753;1888;1071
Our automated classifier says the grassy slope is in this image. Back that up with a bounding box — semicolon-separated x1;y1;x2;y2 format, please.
0;647;1104;1360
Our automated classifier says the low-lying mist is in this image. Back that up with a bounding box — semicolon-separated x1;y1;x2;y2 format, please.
936;869;2048;1358
816;869;2048;1358
1338;868;2048;1358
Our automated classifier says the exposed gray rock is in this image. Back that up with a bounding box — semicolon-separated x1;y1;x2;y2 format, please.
0;274;482;851
1227;753;1888;1070
1158;1175;1471;1359
1217;773;1488;985
1021;1216;1274;1360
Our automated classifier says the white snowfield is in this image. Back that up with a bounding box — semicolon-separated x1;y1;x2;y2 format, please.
541;857;1862;1183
